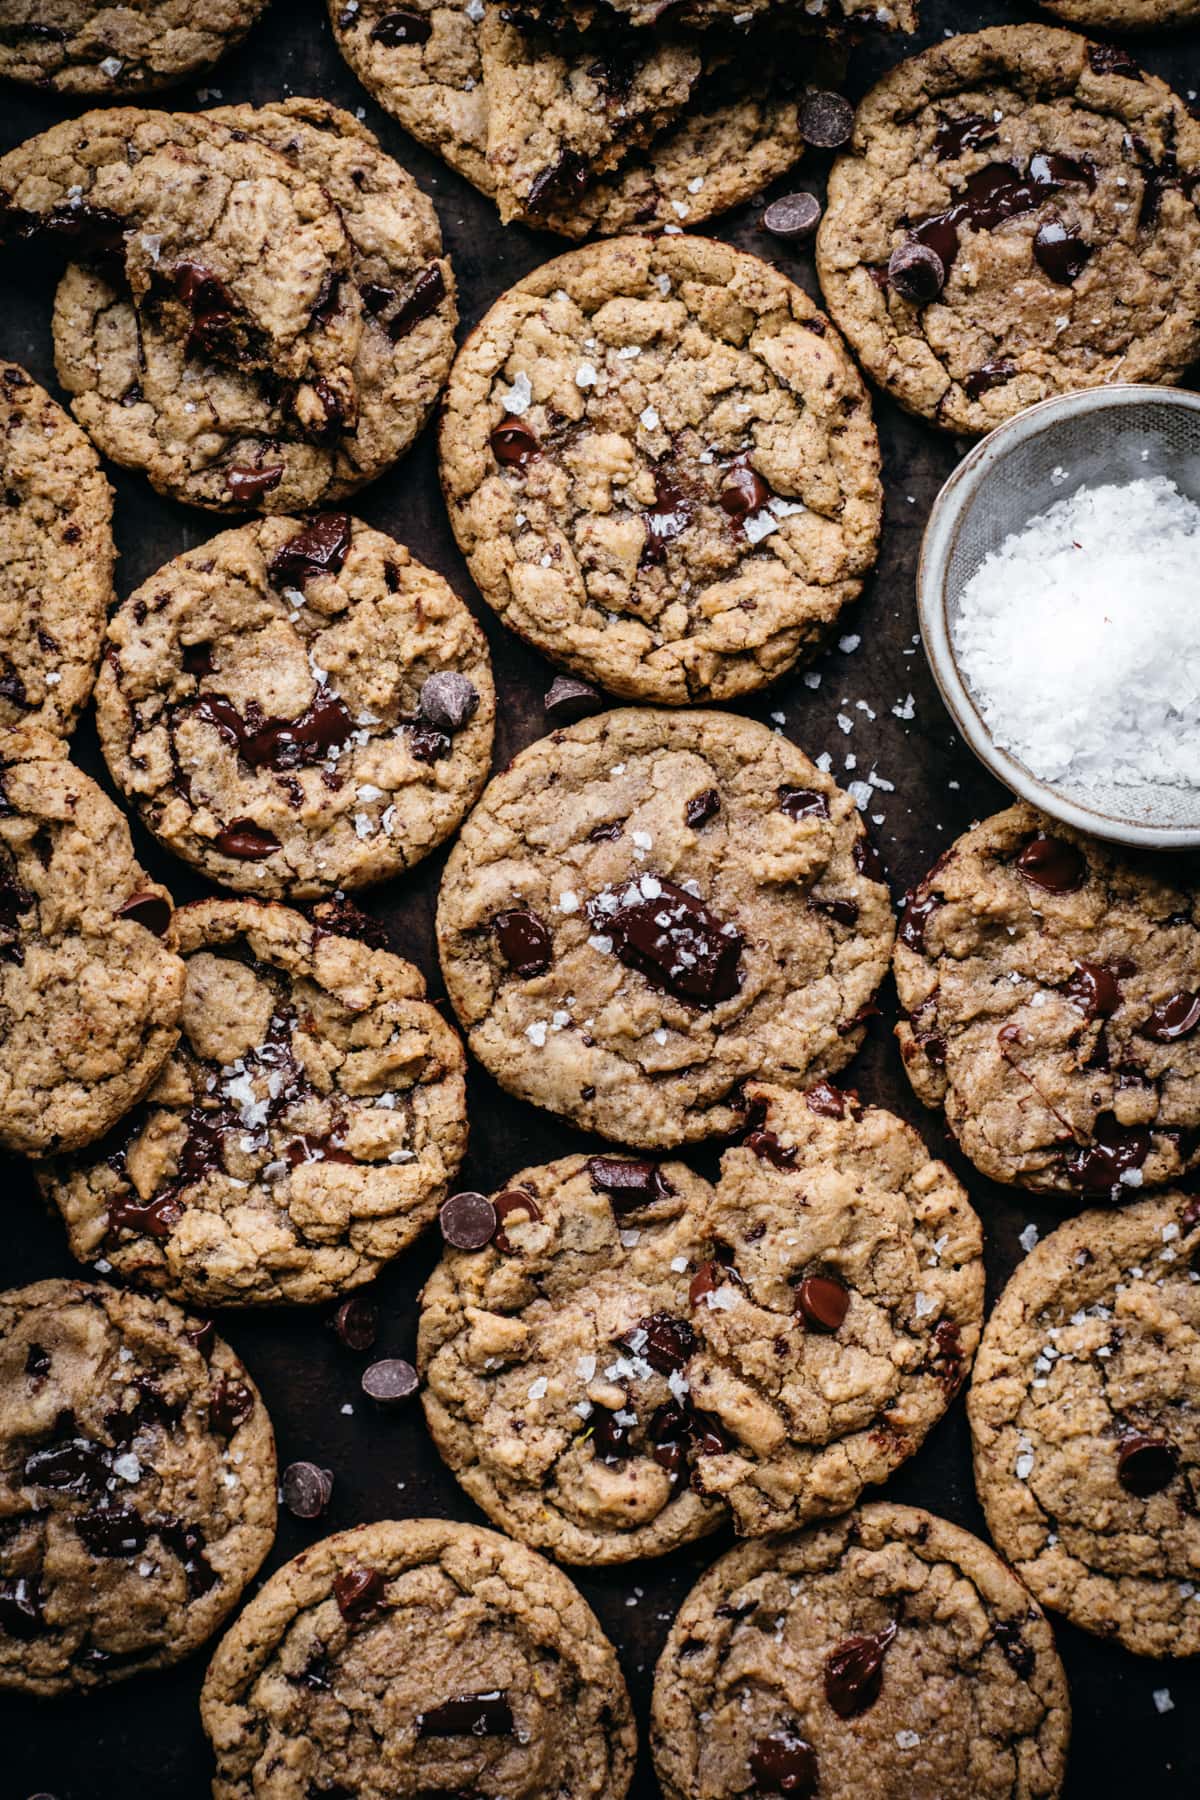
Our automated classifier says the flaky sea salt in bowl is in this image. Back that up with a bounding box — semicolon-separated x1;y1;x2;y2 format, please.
919;385;1200;851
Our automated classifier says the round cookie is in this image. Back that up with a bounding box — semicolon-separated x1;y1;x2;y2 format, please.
54;100;456;515
0;727;184;1158
816;26;1200;434
200;1517;637;1800
95;514;494;899
436;707;895;1149
651;1503;1071;1800
0;360;114;738
439;235;882;705
0;1;272;96
0;1278;276;1696
40;898;468;1309
893;803;1200;1199
420;1153;727;1564
685;1080;984;1535
1036;0;1199;27
970;1193;1200;1658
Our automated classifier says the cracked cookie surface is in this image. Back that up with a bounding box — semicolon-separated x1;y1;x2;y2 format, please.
969;1194;1200;1658
0;0;272;95
95;514;494;899
816;25;1200;434
55;101;456;514
200;1516;636;1800
0;727;184;1157
0;1278;276;1695
41;899;468;1309
0;360;114;738
436;708;895;1149
651;1503;1070;1800
893;803;1200;1198
1037;0;1200;25
440;236;881;704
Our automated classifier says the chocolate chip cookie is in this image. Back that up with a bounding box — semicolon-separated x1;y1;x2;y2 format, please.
684;1080;984;1535
1038;0;1199;27
420;1153;727;1564
437;708;894;1149
893;803;1200;1199
95;514;494;899
200;1517;637;1800
55;101;456;514
40;898;469;1309
651;1502;1071;1800
0;727;184;1157
0;1;272;95
970;1193;1200;1658
439;236;881;704
0;1278;276;1696
816;26;1200;434
0;360;114;738
592;0;916;25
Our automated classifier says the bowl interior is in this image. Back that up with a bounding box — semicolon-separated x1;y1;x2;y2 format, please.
939;390;1200;839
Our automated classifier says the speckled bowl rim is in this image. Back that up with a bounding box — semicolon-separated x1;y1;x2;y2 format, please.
918;383;1200;853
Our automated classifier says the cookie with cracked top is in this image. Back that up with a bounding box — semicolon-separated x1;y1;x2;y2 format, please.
200;1517;636;1800
893;802;1200;1198
1037;0;1199;26
437;708;894;1149
0;1278;276;1695
970;1193;1200;1657
40;899;468;1309
0;727;184;1158
439;235;881;705
0;0;273;95
816;25;1200;434
95;514;494;899
651;1502;1070;1800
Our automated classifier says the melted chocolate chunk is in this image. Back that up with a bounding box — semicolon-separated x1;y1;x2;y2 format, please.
689;1259;735;1307
388;263;446;341
795;1274;850;1332
587;1155;671;1212
929;1319;965;1392
809;896;859;927
762;192;822;241
749;1729;818;1796
594;876;744;1008
308;896;390;950
173;261;243;358
718;463;769;523
107;1188;184;1240
493;1189;542;1254
1033;218;1093;285
417;1692;513;1738
493;906;551;976
1117;1433;1178;1496
592;1406;635;1463
0;668;27;708
897;887;942;950
641;469;692;567
747;1128;798;1170
805;1081;846;1119
190;683;354;772
526;151;590;215
777;786;829;822
635;1313;696;1376
76;1507;148;1558
686;789;720;829
403;717;451;763
439;1191;498;1251
333;1564;385;1623
0;197;124;259
0;865;34;963
268;514;352;587
909;153;1095;275
158;1518;217;1596
23;1434;110;1496
225;464;284;505
490;416;539;468
1015;834;1086;893
208;1376;254;1436
1089;43;1142;78
887;240;945;302
114;891;171;937
853;834;885;884
1065;960;1133;1022
824;1620;897;1717
797;90;854;150
543;674;603;724
25;1342;50;1378
934;113;998;160
964;358;1017;400
370;9;433;44
1142;991;1200;1042
215;820;282;860
1063;1111;1150;1196
0;1575;42;1639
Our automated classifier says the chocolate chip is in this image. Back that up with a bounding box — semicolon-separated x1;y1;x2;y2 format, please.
0;1575;42;1639
778;786;829;821
809;896;860;928
332;1295;378;1351
992;1618;1035;1679
25;1342;50;1378
747;1128;798;1170
544;674;604;723
1033;218;1093;285
1015;834;1086;893
898;888;942;950
1088;43;1142;78
686;789;720;829
308;897;390;951
887;240;945;302
1063;1112;1150;1196
805;1082;846;1119
587;1155;671;1212
749;1729;818;1796
636;1313;696;1376
268;514;352;587
493;1188;542;1253
214;819;281;860
595;876;744;1008
403;717;451;763
934;113;998;160
419;671;478;733
493;907;551;976
490;416;539;467
1065;960;1132;1022
388;262;446;340
1117;1433;1178;1496
225;464;284;505
186;1318;216;1358
208;1376;254;1435
76;1506;148;1558
719;464;769;523
824;1621;897;1717
1142;991;1200;1042
361;1359;419;1405
333;1564;385;1623
439;1191;498;1250
797;90;854;149
853;834;885;884
964;358;1017;400
689;1259;734;1307
114;891;171;936
762;192;822;241
24;1436;110;1496
416;1691;514;1738
795;1274;849;1332
190;684;355;773
592;1406;635;1462
282;1461;334;1519
370;9;433;44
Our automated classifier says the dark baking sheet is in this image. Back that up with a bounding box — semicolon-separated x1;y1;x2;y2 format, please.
3;1;1197;1794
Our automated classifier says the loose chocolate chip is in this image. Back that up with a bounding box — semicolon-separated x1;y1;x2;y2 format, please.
493;1188;542;1253
778;786;829;822
268;514;353;587
1117;1433;1178;1496
1033;218;1093;285
439;1191;498;1250
749;1729;818;1796
795;1273;850;1332
214;819;281;860
416;1691;514;1738
332;1295;378;1351
388;262;447;340
686;789;720;829
370;9;433;44
805;1082;846;1119
824;1621;897;1717
333;1564;385;1623
887;240;945;302
719;463;769;523
114;891;171;936
282;1461;334;1520
798;90;854;149
490;416;539;467
362;1359;419;1405
1143;991;1200;1042
1088;43;1142;78
209;1377;254;1436
597;876;744;1008
225;464;284;505
493;906;552;976
419;671;478;733
544;674;604;723
762;191;822;241
587;1155;671;1212
1016;834;1086;894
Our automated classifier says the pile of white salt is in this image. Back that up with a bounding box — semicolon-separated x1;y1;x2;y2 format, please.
952;475;1200;790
